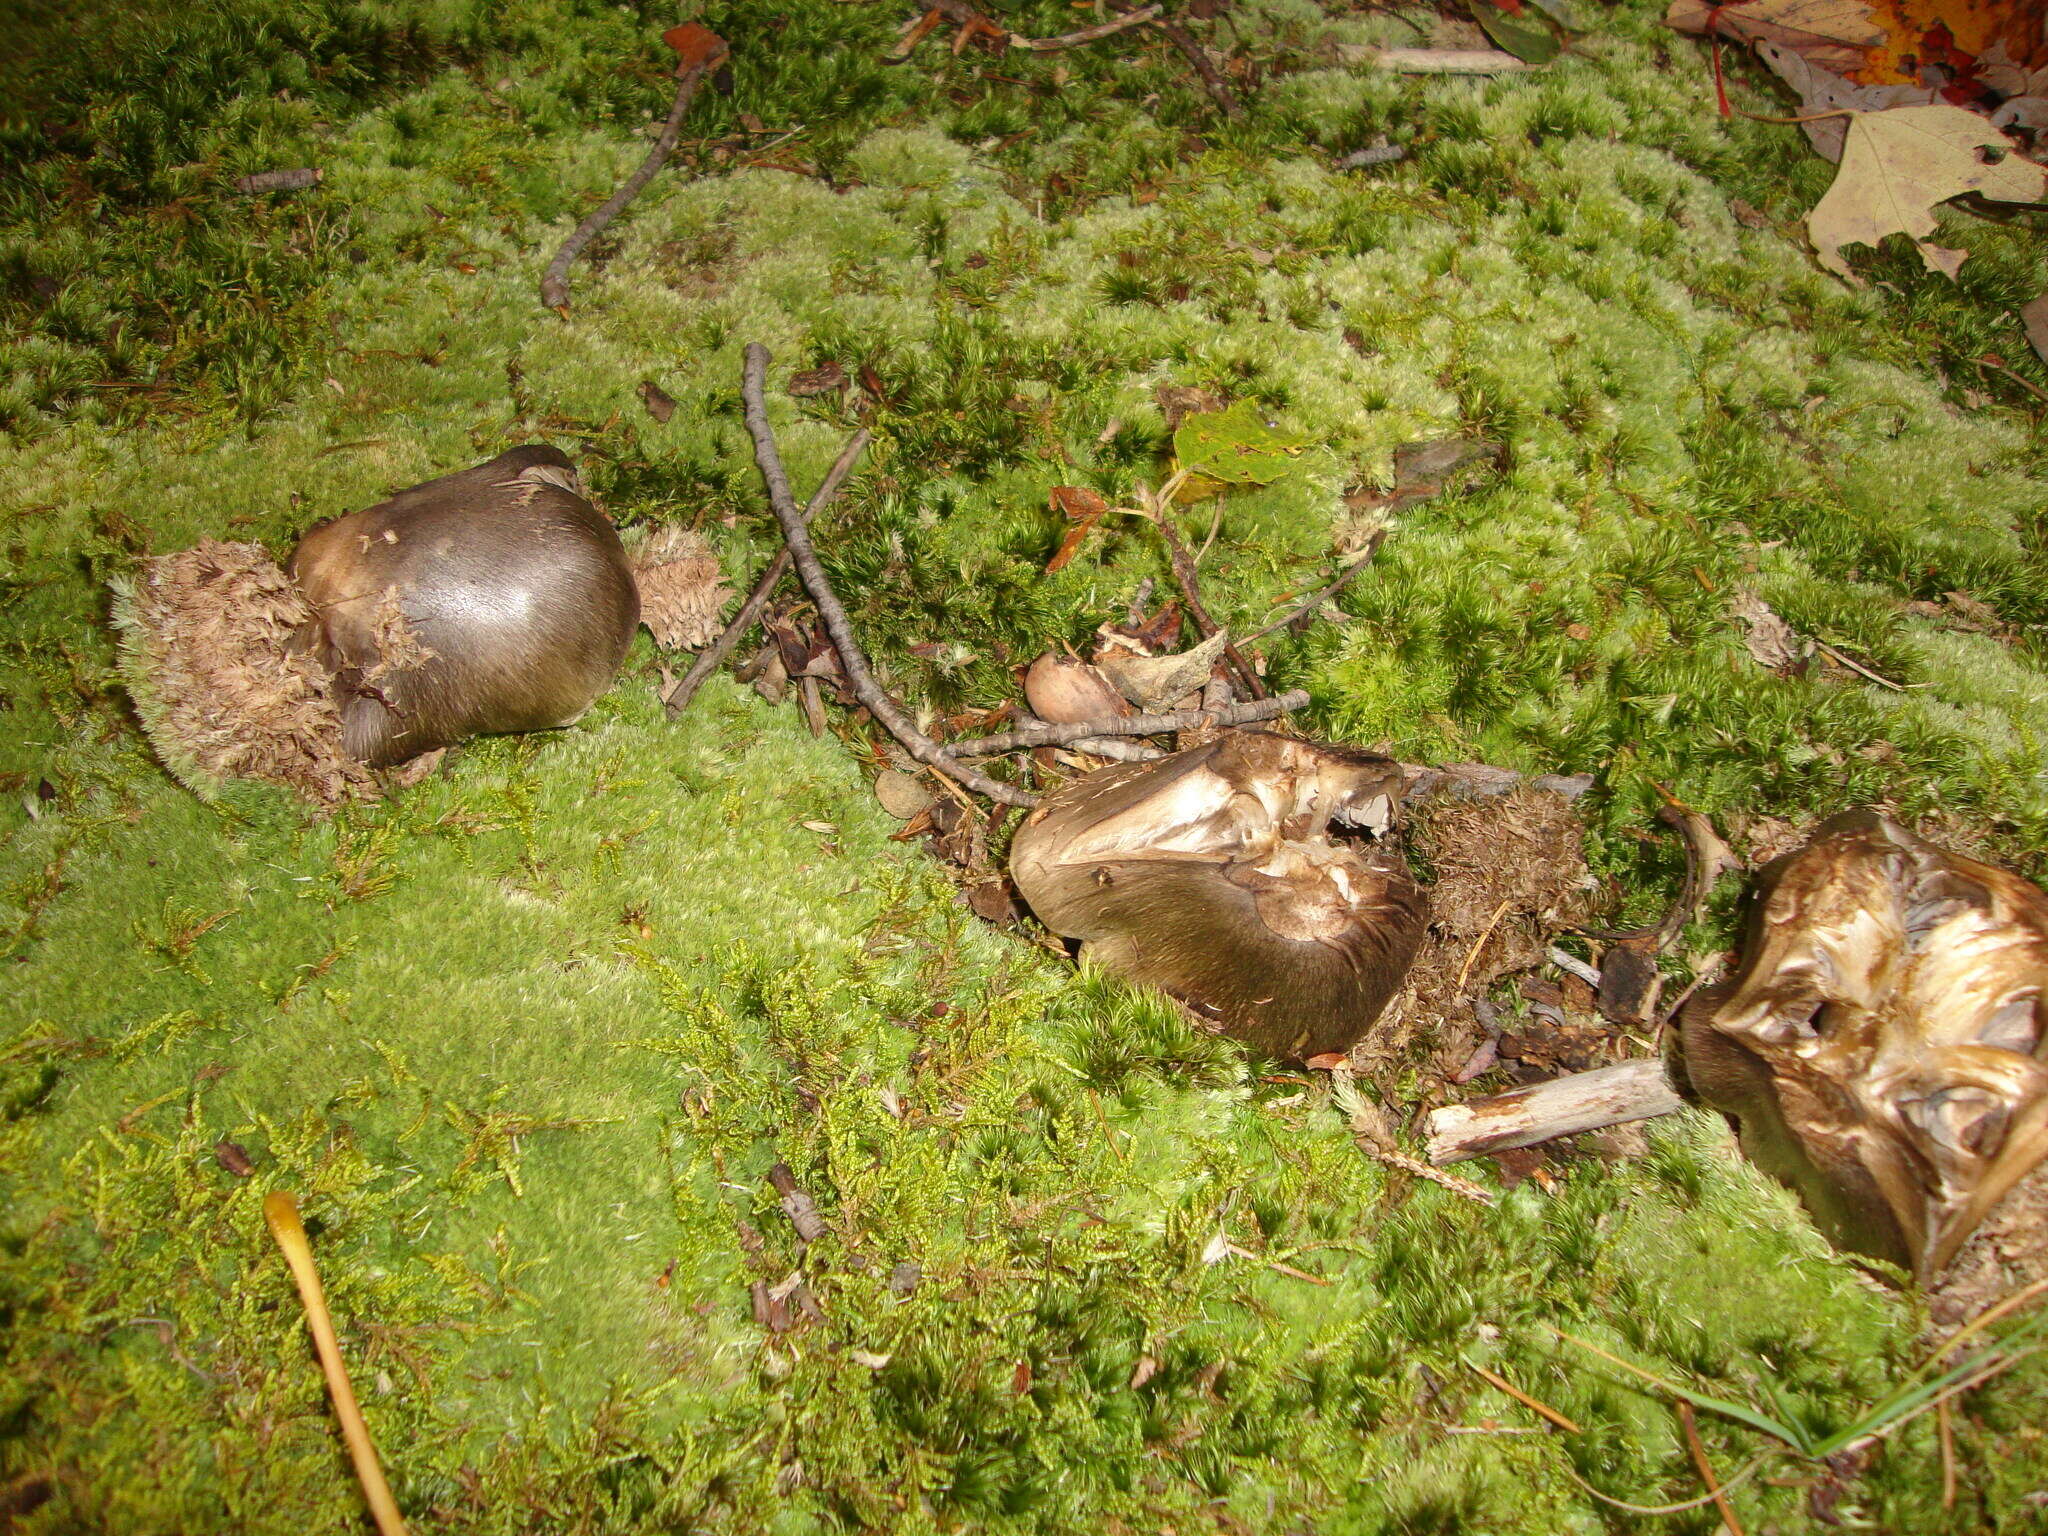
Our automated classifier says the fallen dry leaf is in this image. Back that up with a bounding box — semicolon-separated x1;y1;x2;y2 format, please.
1731;590;1809;671
1755;40;1933;160
1097;630;1229;708
1665;0;1882;73
663;22;730;71
2022;291;2048;365
1045;485;1110;574
1806;105;2047;282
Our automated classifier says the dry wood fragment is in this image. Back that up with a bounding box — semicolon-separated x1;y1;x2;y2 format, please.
539;31;725;310
740;345;1037;807
263;1191;408;1536
664;429;870;716
1425;1059;1685;1165
767;1162;830;1245
1357;47;1533;72
234;167;322;194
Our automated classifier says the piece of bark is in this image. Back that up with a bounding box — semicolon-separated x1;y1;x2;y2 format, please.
767;1162;830;1244
1352;47;1533;72
1425;1059;1685;1164
1596;936;1662;1026
234;167;321;194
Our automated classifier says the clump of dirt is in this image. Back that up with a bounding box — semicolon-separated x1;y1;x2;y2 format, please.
113;540;375;810
1357;781;1594;1082
1931;1159;2048;1331
633;526;733;650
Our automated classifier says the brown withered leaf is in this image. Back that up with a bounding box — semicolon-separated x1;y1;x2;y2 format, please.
1045;485;1111;574
638;380;676;423
1663;0;1881;74
788;362;848;398
1730;589;1808;672
1157;384;1226;429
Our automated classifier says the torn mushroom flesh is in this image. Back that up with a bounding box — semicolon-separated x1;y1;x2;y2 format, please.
1681;810;2048;1279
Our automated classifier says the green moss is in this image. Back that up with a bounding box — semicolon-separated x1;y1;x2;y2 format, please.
4;0;2048;1530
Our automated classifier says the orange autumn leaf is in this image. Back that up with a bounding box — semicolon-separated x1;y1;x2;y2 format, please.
663;22;730;72
1044;486;1110;574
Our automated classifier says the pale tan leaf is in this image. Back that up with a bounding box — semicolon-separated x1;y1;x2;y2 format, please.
1754;41;1932;162
2020;292;2048;367
1806;106;2048;284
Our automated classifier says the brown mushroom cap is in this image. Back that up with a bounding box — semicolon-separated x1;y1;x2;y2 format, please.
1680;810;2048;1279
1010;731;1428;1060
289;446;639;768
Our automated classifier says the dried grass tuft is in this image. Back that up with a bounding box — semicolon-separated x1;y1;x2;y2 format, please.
112;540;375;810
632;526;732;650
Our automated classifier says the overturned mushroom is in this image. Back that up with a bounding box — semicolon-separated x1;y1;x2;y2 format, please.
115;446;641;803
1010;732;1428;1060
1680;810;2048;1281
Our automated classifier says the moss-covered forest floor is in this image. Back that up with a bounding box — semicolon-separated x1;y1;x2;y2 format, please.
6;1;2048;1531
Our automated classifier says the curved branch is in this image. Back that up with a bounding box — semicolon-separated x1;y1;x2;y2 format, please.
540;63;712;311
739;345;1037;808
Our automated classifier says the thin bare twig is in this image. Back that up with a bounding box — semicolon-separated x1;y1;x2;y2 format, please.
540;58;717;310
1010;5;1161;49
948;690;1308;755
1150;510;1267;697
1678;1401;1746;1536
740;344;1037;807
1467;1361;1583;1434
1245;533;1385;641
664;428;870;716
1152;17;1243;115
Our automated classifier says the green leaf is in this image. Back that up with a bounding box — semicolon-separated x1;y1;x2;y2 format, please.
1473;4;1561;63
1171;400;1310;485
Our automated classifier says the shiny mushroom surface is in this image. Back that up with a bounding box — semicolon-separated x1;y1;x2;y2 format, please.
1681;810;2048;1280
1010;731;1428;1060
289;446;639;768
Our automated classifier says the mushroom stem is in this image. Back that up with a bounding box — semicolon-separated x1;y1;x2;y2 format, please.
263;1191;409;1536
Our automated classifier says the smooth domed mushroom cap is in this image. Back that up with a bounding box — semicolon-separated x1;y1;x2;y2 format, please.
289;446;640;768
1680;810;2048;1279
1011;732;1428;1060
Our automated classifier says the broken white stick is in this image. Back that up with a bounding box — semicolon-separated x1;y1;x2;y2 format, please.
1343;46;1534;74
1425;1058;1686;1165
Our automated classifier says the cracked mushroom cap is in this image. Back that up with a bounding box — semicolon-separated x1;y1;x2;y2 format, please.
1681;810;2048;1279
1010;731;1428;1061
288;446;639;768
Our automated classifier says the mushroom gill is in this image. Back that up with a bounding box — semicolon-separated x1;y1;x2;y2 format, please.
1009;732;1428;1061
1680;810;2048;1280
